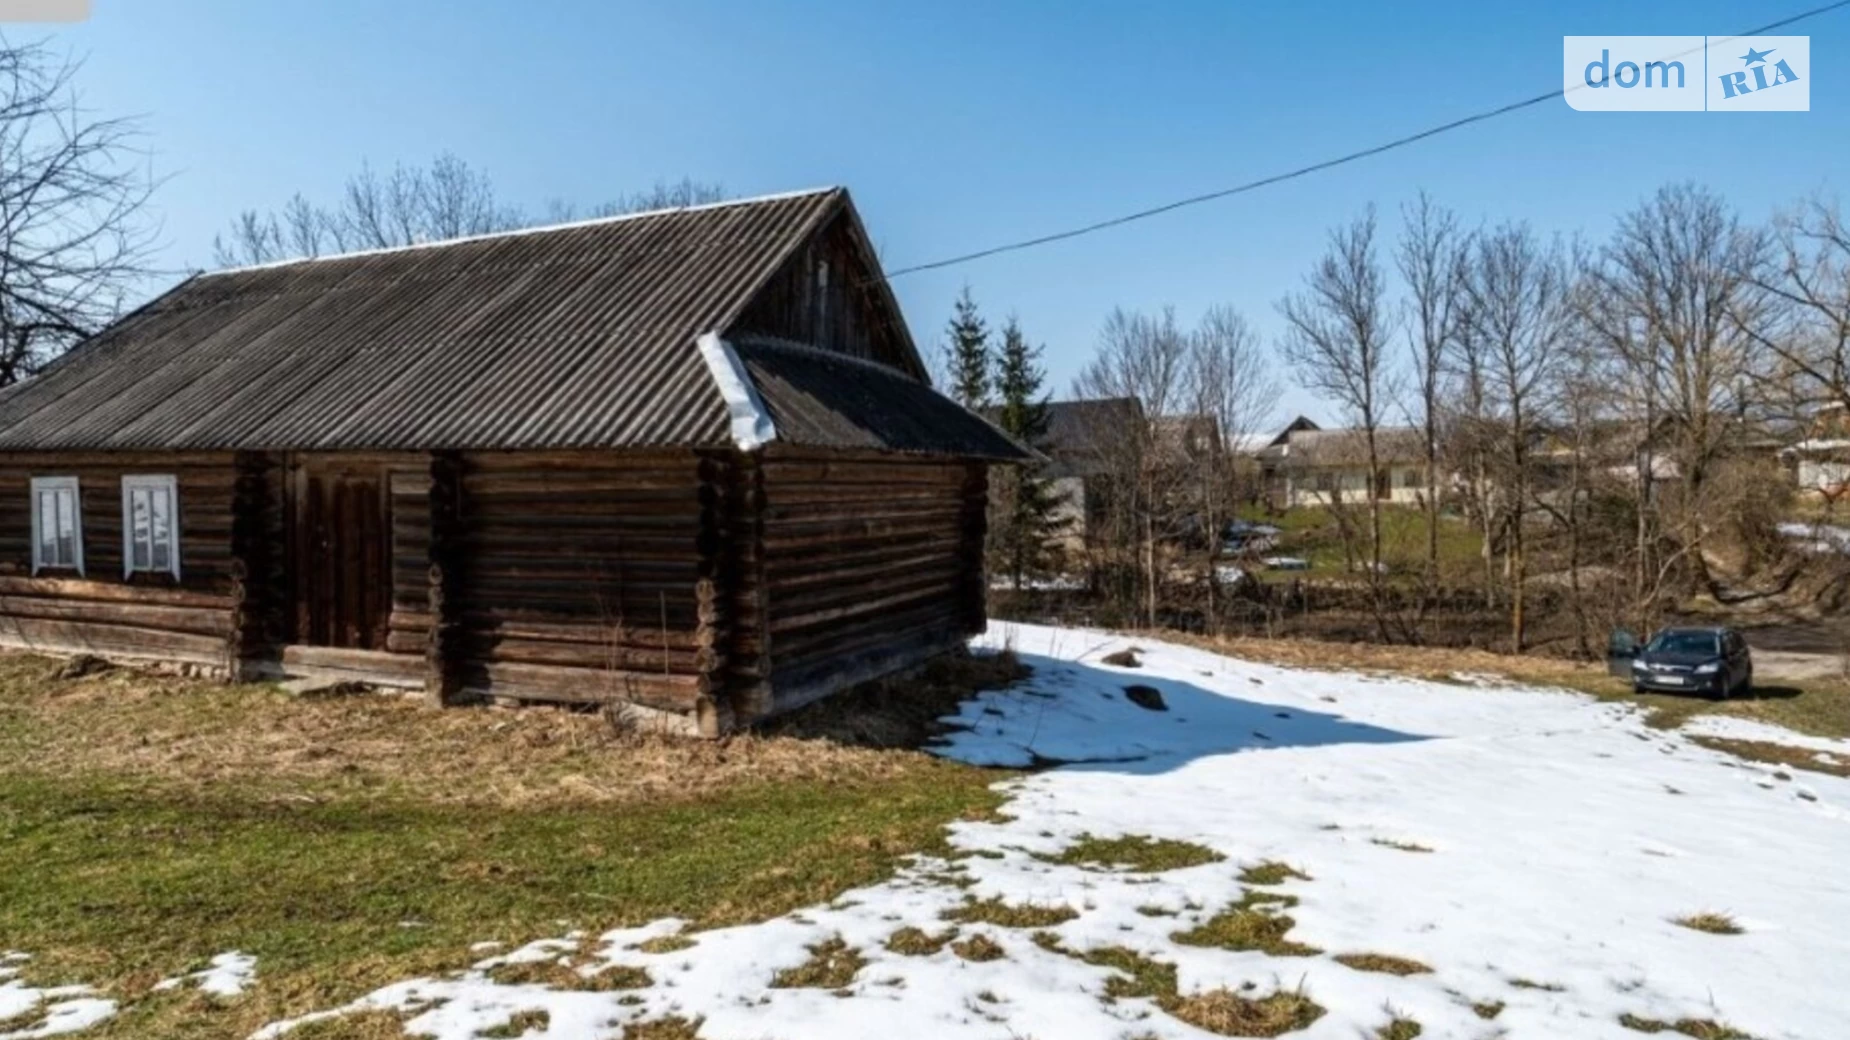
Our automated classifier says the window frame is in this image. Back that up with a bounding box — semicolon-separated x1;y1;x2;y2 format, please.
120;474;181;580
29;476;84;576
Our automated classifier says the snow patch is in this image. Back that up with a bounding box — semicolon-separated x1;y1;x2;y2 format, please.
0;956;117;1039
251;623;1850;1040
1681;714;1850;757
153;951;256;999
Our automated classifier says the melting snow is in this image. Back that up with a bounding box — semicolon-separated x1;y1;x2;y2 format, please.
1680;714;1850;758
248;622;1850;1040
153;951;257;999
0;955;116;1039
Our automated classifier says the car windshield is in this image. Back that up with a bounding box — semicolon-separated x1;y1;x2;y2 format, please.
1646;631;1720;656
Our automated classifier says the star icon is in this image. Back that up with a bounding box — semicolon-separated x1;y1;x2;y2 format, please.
1741;46;1775;66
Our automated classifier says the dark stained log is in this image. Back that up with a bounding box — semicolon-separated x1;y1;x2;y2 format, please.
724;451;773;722
958;461;989;634
0;595;234;635
0;575;231;609
425;451;464;706
464;660;707;713
0;615;230;662
226;451;273;678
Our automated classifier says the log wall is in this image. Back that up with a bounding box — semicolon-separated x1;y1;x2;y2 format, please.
451;451;721;728
744;450;988;718
0;452;241;669
0;446;993;735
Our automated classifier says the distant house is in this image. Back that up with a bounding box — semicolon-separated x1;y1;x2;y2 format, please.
0;188;1028;736
1782;403;1850;498
1037;398;1145;551
1256;420;1429;508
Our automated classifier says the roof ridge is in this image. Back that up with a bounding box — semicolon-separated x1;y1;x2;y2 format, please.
206;186;844;276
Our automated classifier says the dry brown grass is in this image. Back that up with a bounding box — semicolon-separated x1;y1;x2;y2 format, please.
0;648;1028;810
768;937;865;989
284;1010;416;1040
478;1009;550;1038
0;1004;50;1035
1333;953;1432;976
941;896;1079;928
629;935;696;955
1376;1016;1423;1040
1617;1013;1759;1038
1689;737;1850;779
1156;629;1850;740
1159;986;1326;1037
1672;912;1744;935
883;927;957;956
1238;861;1311;885
950;934;1005;962
621;1016;705;1040
1170;893;1320;957
1472;1000;1506;1020
1042;834;1224;873
484;959;652;991
1370;838;1434;854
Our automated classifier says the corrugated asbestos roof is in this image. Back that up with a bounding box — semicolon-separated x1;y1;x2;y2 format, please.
737;338;1026;461
0;187;1021;459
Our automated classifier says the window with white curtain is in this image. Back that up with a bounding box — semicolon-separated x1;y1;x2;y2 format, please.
29;476;83;575
121;475;180;578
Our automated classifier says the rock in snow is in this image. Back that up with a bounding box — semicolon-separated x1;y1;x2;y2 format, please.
235;622;1850;1039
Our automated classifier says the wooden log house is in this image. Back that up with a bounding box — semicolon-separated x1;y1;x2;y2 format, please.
0;188;1028;735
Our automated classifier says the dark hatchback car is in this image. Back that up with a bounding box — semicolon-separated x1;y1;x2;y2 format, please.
1609;626;1754;699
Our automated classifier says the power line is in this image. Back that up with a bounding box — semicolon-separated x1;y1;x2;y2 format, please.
881;0;1850;282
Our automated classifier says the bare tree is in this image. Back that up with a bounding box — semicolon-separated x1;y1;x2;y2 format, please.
1457;223;1573;651
1587;183;1768;596
1395;192;1465;618
1073;306;1191;626
214;157;724;266
1278;207;1400;639
0;40;159;385
1186;305;1276;627
1747;194;1850;421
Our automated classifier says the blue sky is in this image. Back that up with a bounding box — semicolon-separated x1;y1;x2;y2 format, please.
35;0;1850;423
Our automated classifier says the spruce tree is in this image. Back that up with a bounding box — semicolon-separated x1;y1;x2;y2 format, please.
991;317;1067;588
944;286;991;409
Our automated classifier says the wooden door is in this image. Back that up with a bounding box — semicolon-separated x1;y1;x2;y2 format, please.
288;460;392;650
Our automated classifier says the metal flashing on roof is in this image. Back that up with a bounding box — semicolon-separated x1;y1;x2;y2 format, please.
696;332;777;451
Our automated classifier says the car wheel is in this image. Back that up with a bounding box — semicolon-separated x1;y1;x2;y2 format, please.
1632;684;1647;696
1738;668;1753;697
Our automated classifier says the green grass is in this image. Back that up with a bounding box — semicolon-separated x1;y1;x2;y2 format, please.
1040;834;1224;873
0;771;997;1036
1233;505;1484;585
0;648;1024;1040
